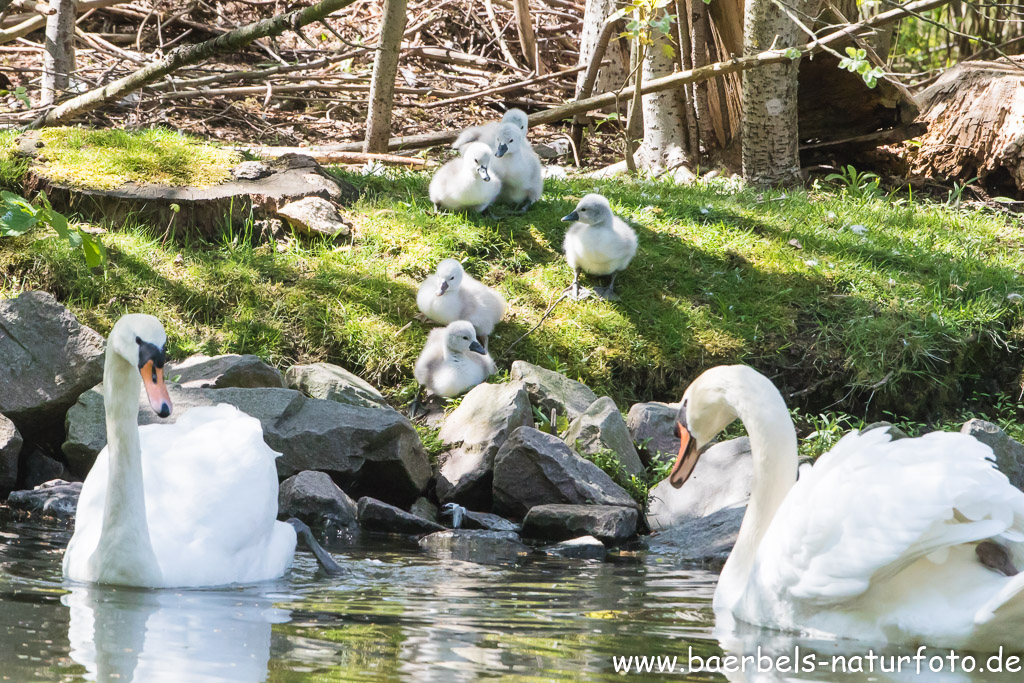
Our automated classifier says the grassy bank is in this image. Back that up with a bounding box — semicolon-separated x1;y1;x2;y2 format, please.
2;139;1024;419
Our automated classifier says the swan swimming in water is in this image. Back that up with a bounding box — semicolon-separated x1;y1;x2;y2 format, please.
63;313;338;588
670;365;1024;650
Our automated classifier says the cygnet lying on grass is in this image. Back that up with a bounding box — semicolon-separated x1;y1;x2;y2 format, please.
429;142;500;213
416;258;506;348
413;320;496;398
561;193;637;300
490;122;543;213
452;108;529;151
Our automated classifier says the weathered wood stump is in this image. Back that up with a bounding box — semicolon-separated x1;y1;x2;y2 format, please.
15;130;358;237
910;56;1024;197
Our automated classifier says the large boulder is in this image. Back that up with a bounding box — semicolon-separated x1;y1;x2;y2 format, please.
0;291;104;440
168;354;283;389
285;362;389;409
461;510;519;532
418;529;530;565
278;470;358;534
7;479;82;521
961;419;1024;491
492;427;638;518
521;504;638;544
0;414;22;490
63;383;430;505
435;382;534;508
563;397;644;478
357;497;444;535
626;401;679;465
645;505;745;567
646;437;752;530
509;361;597;422
21;449;73;489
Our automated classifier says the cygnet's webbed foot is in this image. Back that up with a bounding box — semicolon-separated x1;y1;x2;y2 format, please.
407;385;425;419
413;312;432;324
593;286;620;301
563;284;593;301
514;200;534;215
287;518;345;576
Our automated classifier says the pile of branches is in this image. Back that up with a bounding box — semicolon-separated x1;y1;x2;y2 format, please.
0;0;585;147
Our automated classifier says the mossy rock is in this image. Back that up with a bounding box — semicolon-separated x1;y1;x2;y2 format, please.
13;128;357;235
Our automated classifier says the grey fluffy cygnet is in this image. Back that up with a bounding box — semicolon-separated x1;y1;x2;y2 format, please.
428;142;500;214
561;193;637;300
413;320;496;398
491;122;543;213
452;109;529;152
416;258;506;348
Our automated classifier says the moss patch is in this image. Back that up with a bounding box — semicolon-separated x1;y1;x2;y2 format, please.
33;127;239;191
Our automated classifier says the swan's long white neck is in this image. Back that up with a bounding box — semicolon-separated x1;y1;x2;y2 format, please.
89;344;162;585
714;382;798;612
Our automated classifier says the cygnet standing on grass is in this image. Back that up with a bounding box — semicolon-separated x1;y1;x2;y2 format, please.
414;320;496;398
562;193;637;300
491;122;543;213
429;142;500;214
452;108;529;151
416;258;506;349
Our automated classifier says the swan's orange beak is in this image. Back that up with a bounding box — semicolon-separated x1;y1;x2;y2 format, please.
140;360;172;418
669;421;700;488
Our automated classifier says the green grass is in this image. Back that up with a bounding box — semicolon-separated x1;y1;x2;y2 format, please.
0;129;29;191
33;127;239;190
3;156;1024;421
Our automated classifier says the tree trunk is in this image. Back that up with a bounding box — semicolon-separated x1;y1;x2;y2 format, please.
363;0;408;153
41;0;74;106
636;29;691;175
512;0;542;73
575;0;629;99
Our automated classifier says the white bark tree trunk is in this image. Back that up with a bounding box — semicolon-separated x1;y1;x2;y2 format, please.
363;0;408;153
636;30;691;175
575;0;629;98
740;0;820;184
41;0;75;106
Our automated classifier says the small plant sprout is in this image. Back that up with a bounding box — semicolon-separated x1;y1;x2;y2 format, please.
838;47;886;88
0;191;106;268
825;165;881;200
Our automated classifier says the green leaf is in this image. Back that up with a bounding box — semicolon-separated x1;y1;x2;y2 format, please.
48;209;71;239
845;46;858;58
785;47;801;60
79;232;106;269
0;206;39;236
660;42;676;58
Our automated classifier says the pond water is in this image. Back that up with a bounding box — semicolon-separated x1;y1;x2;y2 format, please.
0;509;1020;682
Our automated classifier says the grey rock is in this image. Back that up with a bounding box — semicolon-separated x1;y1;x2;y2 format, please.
626;401;679;464
521;504;638;544
168;353;283;389
22;450;72;489
492;427;638;518
462;510;519;532
418;529;530;564
277;196;351;237
436;382;534;508
563;397;644;478
285;362;388;409
509;361;597;422
646;437;752;530
278;470;358;533
357;497;444;535
862;421;909;440
0;414;22;490
63;384;430;505
542;535;607;560
410;497;439;524
0;291;105;440
962;419;1024;490
232;161;271;180
533;140;570;160
646;505;745;568
7;480;82;521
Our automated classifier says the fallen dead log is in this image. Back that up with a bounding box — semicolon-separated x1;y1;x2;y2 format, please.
228;146;437;168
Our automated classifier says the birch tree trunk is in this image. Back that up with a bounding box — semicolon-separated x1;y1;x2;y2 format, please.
575;0;629;99
740;0;821;184
41;0;74;106
636;30;691;175
363;0;408;153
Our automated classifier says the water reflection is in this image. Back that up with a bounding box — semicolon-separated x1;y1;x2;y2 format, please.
64;584;289;682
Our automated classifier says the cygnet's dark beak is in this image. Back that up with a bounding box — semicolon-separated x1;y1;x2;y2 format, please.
436;279;449;297
495;143;508;158
478;165;491;182
562;210;579;222
469;339;486;355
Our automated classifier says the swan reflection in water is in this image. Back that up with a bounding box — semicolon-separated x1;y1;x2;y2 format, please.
64;584;290;682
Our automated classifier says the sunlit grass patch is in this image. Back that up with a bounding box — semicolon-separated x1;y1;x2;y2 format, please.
34;127;239;190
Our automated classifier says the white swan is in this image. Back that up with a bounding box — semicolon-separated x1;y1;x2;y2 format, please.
63;314;297;588
670;364;1024;650
416;258;506;348
428;141;501;214
452;108;529;151
561;193;637;300
413;320;495;398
